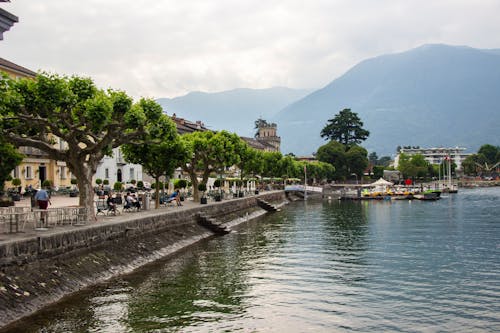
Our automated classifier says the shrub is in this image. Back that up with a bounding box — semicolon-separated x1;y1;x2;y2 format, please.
103;179;109;185
213;179;222;188
137;180;144;189
12;178;21;186
197;183;207;192
70;178;77;185
95;178;102;185
130;179;136;185
42;179;52;188
113;181;123;192
177;179;188;189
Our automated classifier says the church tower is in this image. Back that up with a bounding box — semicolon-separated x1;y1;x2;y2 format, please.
255;119;281;152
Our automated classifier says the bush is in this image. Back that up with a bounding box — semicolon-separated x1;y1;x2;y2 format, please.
130;179;136;185
177;179;188;189
12;178;21;186
95;178;102;185
70;178;77;185
113;181;123;192
103;179;109;185
137;180;144;189
42;179;52;188
197;183;207;192
213;179;222;188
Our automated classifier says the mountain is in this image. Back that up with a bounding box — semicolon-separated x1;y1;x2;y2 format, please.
156;87;310;137
273;44;500;156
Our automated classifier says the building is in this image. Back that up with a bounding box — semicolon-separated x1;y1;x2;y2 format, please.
241;119;281;152
0;2;18;41
394;147;472;170
94;148;144;187
1;58;77;191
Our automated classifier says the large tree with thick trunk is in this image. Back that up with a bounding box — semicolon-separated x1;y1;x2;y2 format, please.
121;100;188;209
180;130;242;201
0;73;159;218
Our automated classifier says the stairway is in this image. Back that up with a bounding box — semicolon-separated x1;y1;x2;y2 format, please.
195;213;231;235
256;199;280;212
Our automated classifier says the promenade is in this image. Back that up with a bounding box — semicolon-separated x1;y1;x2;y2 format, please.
1;193;203;245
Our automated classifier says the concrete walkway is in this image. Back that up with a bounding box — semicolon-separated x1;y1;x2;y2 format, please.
0;193;237;245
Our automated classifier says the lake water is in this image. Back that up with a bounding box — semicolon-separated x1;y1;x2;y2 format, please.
3;187;500;332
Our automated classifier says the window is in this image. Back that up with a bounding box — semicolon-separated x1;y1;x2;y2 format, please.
12;166;19;179
129;168;134;181
25;166;33;179
105;168;109;179
60;166;67;179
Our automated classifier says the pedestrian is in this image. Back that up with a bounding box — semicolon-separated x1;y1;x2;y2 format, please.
34;187;51;225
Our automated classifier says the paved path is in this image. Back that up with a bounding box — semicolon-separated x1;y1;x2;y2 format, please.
0;193;222;245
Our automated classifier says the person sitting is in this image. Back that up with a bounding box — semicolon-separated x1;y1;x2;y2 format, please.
106;194;117;214
124;192;138;211
129;193;141;210
166;190;182;206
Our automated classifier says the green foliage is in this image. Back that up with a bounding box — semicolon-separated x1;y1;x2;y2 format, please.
320;108;370;145
11;178;21;186
0;138;23;191
181;130;243;201
42;179;52;188
103;179;109;185
177;179;188;189
316;141;348;180
113;181;123;192
70;178;78;185
397;153;429;178
130;179;136;185
95;178;102;185
197;183;207;192
346;145;369;178
213;179;222;188
478;144;499;164
0;72;165;212
137;180;144;189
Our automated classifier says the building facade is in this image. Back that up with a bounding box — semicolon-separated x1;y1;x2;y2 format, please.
241;119;281;152
394;147;472;170
94;148;143;187
2;58;75;191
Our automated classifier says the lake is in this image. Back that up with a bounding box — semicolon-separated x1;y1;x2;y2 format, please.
3;187;499;332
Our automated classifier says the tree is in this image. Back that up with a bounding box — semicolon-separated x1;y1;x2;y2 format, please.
320;108;369;145
397;153;429;179
181;130;242;201
346;145;369;179
0;73;159;218
261;151;283;178
121;100;187;209
0;138;24;193
316;140;348;180
478;144;499;165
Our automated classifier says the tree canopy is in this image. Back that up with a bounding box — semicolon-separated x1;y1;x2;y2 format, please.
0;73;164;216
320;108;370;146
121;99;187;208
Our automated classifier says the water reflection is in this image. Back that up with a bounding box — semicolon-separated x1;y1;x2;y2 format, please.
2;188;500;332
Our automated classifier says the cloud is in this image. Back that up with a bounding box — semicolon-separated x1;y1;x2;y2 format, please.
1;0;499;98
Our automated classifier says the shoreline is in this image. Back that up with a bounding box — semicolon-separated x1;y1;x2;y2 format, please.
0;191;286;329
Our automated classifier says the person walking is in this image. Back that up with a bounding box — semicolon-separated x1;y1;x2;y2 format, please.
34;187;51;226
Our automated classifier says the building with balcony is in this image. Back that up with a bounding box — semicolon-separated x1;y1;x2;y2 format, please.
394;147;472;170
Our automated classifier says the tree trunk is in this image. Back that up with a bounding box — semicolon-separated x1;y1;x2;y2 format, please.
70;159;96;221
154;176;160;209
190;171;199;202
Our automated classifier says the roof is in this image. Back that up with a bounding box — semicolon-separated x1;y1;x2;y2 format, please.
170;114;210;134
240;136;278;151
0;7;18;40
0;57;36;77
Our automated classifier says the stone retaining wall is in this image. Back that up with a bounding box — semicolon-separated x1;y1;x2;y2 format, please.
0;192;285;329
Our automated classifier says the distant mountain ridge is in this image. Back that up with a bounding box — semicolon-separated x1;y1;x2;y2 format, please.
273;44;500;155
156;87;311;137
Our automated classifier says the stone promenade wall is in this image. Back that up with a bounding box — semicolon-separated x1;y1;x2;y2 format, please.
0;191;285;329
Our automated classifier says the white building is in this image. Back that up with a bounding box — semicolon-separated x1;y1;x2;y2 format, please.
394;147;472;170
94;148;143;186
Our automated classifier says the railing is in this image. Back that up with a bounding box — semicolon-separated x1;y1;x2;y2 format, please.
0;206;87;233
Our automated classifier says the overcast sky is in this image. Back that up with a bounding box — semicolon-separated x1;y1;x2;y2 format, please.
1;0;499;99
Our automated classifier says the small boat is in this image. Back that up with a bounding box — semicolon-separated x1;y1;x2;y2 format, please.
414;191;440;201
